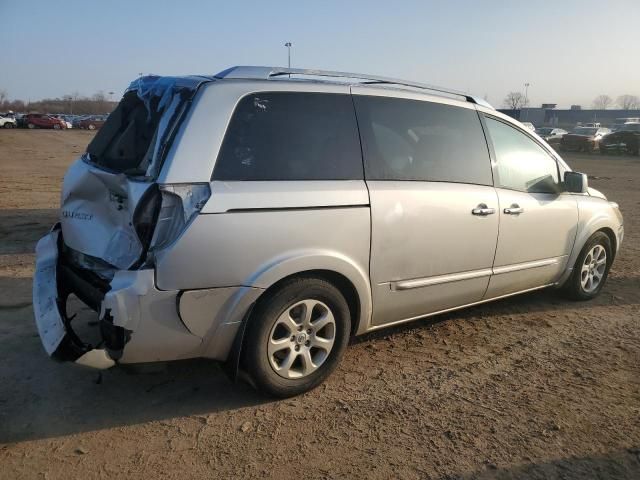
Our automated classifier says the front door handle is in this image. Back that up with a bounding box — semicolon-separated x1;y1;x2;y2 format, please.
471;203;496;216
504;204;524;215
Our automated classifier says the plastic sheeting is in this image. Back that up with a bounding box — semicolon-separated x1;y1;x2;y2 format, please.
125;75;213;178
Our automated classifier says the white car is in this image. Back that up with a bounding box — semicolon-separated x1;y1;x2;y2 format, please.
521;121;535;131
0;115;17;129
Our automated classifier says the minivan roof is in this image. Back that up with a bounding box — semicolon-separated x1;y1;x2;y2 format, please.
213;65;494;109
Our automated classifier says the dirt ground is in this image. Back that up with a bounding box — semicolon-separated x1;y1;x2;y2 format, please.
0;129;638;479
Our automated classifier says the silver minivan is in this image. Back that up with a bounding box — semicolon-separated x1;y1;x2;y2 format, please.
33;67;624;397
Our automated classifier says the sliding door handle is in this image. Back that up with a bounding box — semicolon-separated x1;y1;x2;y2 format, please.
471;203;495;216
504;204;524;215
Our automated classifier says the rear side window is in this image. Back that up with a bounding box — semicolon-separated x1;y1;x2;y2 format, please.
484;117;560;193
213;92;363;180
353;95;492;185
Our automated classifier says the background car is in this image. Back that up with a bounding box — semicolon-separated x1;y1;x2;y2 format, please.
15;113;29;128
50;115;73;129
76;115;107;130
600;122;640;155
560;126;610;152
521;121;535;131
536;127;567;146
611;117;640;132
0;114;17;129
25;114;67;130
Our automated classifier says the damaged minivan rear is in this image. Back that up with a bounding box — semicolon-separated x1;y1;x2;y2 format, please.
33;75;217;369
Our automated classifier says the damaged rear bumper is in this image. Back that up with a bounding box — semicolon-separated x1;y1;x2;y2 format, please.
33;228;116;369
33;228;204;369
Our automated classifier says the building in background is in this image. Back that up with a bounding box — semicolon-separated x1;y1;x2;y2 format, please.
498;106;640;129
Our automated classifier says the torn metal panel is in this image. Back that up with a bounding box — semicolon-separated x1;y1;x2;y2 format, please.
60;159;151;269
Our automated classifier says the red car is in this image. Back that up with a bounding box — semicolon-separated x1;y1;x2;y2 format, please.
25;114;67;130
76;115;107;130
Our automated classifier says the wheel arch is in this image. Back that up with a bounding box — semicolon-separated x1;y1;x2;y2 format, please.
556;208;621;288
597;226;617;260
246;251;372;336
253;269;363;336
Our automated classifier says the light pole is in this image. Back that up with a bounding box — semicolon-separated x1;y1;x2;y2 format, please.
523;82;530;120
285;42;292;69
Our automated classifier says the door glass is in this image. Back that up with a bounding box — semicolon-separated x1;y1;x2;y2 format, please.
353;95;492;185
485;117;560;193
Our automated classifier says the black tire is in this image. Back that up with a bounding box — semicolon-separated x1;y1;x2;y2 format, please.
563;231;613;301
4;123;14;129
242;276;351;397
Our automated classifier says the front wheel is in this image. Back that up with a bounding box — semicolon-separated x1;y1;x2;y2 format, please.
563;232;612;300
88;124;96;130
242;277;351;397
53;124;61;130
4;123;13;129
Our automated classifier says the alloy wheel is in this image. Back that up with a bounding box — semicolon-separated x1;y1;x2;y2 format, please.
580;244;607;293
267;299;336;379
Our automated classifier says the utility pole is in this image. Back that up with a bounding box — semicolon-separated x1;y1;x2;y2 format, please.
523;82;530;120
285;42;292;69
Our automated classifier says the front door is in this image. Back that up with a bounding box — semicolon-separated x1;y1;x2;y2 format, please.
482;116;579;298
351;88;499;326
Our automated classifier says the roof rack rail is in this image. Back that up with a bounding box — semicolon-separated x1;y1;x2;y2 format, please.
214;66;493;109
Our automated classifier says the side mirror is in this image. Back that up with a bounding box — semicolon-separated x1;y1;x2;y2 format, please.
564;171;588;193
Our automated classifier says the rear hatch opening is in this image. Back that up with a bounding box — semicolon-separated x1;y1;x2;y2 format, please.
45;76;213;365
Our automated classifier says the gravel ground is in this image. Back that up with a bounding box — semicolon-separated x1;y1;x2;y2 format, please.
0;130;638;479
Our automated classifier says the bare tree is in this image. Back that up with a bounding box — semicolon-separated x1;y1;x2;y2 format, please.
0;89;7;108
593;94;613;109
503;91;528;109
617;94;640;110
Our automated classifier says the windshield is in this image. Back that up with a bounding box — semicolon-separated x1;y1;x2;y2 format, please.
572;127;597;136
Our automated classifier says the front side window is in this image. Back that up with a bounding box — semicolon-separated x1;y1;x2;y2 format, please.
485;117;560;193
214;92;363;181
353;95;492;185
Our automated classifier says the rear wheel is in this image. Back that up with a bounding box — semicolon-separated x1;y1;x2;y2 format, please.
242;277;351;397
563;232;612;300
88;124;96;130
27;123;35;129
4;123;13;129
53;124;61;130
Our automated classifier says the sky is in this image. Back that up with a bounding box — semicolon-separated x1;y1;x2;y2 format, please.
1;0;639;109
